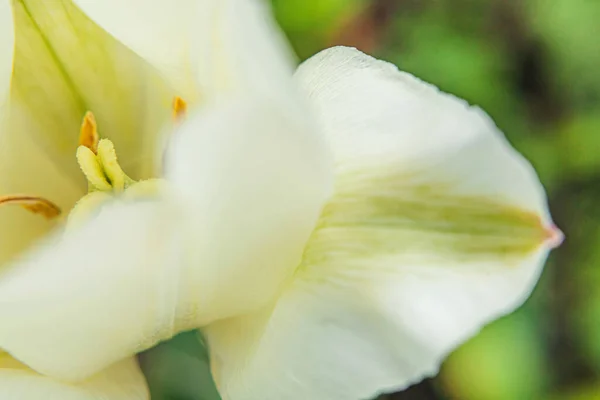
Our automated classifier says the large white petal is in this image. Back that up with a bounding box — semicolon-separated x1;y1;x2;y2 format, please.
10;0;171;180
207;249;550;400
189;0;298;101
0;354;148;399
71;0;196;100
165;95;331;325
74;0;297;102
0;200;185;381
203;47;560;400
295;46;550;218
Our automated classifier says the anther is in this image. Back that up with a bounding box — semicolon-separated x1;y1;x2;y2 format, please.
0;195;61;219
172;96;187;121
79;112;99;154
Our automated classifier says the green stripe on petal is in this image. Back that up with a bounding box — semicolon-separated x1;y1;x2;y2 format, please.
305;172;548;271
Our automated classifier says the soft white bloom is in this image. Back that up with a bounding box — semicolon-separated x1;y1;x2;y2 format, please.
0;1;562;400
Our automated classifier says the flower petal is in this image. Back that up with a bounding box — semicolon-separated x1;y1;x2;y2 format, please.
74;0;297;102
295;46;550;218
0;142;81;267
0;1;82;266
0;0;13;107
10;0;171;180
0;200;185;381
165;95;332;325
0;354;149;399
206;249;550;400
70;0;196;99
202;47;559;400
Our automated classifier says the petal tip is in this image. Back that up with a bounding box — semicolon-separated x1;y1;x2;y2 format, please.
545;224;564;249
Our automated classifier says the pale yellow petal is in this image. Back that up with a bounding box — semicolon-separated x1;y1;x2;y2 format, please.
0;2;82;266
0;140;80;267
0;0;13;107
74;0;297;102
72;0;197;100
0;353;149;399
10;0;171;180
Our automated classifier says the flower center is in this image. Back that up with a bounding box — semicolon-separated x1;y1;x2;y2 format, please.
67;112;162;229
0;97;187;227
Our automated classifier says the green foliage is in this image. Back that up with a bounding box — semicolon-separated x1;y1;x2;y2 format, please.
140;332;221;400
524;0;600;106
556;113;600;180
440;309;549;400
271;0;366;58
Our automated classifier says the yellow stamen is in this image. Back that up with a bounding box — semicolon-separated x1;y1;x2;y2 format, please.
76;145;112;191
172;96;187;121
97;139;130;191
0;195;61;219
79;112;99;154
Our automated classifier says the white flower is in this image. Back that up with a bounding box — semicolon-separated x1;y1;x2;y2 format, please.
0;1;562;400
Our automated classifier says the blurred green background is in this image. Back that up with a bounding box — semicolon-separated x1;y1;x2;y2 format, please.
142;0;600;399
